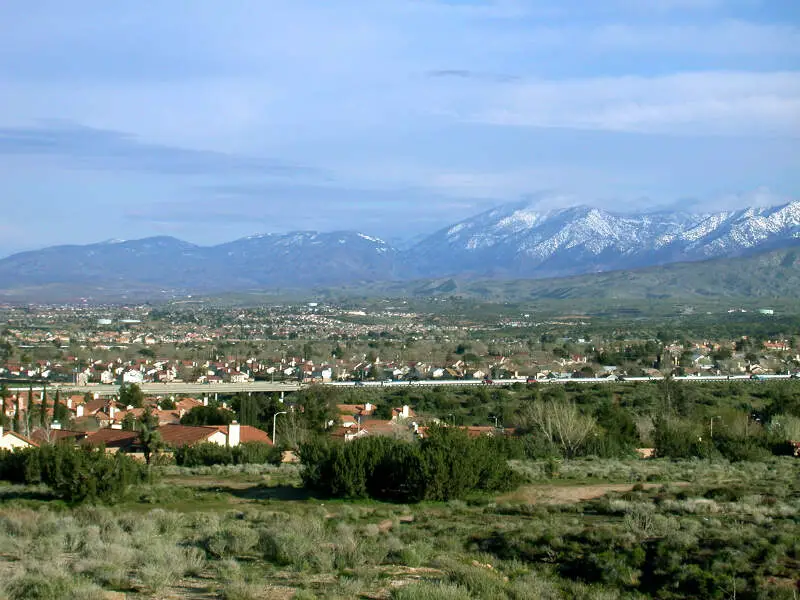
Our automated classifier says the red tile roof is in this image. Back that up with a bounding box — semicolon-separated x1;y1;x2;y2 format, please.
30;429;88;444
157;424;220;446
81;428;139;449
1;430;39;447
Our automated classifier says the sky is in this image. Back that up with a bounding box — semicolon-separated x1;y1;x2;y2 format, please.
0;0;798;257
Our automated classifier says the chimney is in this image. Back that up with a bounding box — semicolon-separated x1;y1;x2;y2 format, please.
108;404;116;419
228;421;241;447
402;405;409;419
66;397;72;409
50;421;62;430
93;393;100;400
76;405;84;418
365;402;373;413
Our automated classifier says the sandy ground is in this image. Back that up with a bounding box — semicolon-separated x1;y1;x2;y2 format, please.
499;482;686;504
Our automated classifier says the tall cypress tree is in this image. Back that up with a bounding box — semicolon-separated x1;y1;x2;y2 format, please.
26;384;34;435
0;384;10;431
52;389;61;426
14;390;21;432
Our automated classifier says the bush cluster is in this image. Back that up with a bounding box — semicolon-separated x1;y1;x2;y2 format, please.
654;416;792;461
0;445;146;503
300;425;523;502
173;442;282;467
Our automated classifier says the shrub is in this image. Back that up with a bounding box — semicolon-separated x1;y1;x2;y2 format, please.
206;523;259;558
0;445;146;503
174;442;281;467
2;565;107;600
300;425;522;502
390;582;473;600
653;417;715;459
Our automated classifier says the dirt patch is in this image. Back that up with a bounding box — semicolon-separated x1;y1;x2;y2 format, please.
499;482;687;505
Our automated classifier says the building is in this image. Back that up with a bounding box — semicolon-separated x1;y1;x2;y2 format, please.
0;426;39;450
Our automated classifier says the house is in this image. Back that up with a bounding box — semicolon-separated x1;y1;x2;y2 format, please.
82;422;271;454
157;422;272;447
31;428;88;445
0;426;39;450
122;370;144;384
391;405;415;421
81;429;139;452
229;372;250;384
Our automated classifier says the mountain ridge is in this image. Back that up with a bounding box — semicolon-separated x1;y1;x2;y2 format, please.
1;200;799;299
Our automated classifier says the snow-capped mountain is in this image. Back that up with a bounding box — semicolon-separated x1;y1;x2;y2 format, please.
0;200;798;296
407;201;800;278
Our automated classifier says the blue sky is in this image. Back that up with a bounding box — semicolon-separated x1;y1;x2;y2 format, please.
0;0;798;256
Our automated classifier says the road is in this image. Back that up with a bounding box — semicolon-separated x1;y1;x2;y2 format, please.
9;381;304;397
8;374;795;396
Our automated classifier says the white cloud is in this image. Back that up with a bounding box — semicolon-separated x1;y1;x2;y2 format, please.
467;71;800;136
586;21;800;55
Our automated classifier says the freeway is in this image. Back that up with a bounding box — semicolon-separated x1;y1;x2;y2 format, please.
8;374;796;397
10;381;304;397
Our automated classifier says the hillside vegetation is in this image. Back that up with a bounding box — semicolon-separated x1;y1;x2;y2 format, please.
314;246;800;303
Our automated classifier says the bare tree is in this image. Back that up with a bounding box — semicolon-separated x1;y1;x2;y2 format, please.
276;410;310;450
520;398;596;458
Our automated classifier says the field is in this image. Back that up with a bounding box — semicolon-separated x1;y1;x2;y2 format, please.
0;457;798;600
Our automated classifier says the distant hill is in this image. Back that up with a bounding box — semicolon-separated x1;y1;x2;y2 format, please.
311;246;800;303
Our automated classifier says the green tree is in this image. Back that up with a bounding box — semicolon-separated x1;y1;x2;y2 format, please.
139;407;162;467
118;383;144;408
180;405;234;426
121;412;136;431
51;389;70;427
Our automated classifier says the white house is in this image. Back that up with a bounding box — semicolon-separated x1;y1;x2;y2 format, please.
0;426;38;451
122;370;144;384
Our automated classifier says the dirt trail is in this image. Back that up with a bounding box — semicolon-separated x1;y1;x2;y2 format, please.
500;482;687;504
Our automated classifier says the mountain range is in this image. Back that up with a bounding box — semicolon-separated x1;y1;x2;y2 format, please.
1;200;799;300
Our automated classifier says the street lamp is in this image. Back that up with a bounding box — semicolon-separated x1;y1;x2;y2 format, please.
273;411;288;445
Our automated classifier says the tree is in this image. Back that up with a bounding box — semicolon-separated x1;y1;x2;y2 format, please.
118;383;144;408
51;389;70;427
275;410;311;450
519;398;596;458
12;387;21;433
121;412;137;431
139;407;162;467
180;405;233;426
25;384;34;435
40;384;48;428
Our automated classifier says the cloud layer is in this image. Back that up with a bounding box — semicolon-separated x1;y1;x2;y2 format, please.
0;0;797;255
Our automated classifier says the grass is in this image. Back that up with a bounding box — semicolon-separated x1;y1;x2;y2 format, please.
0;459;796;599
